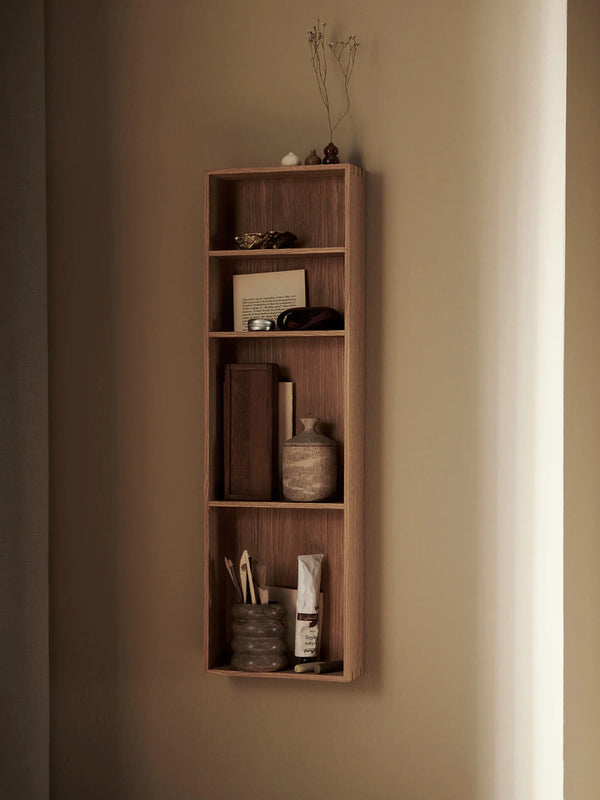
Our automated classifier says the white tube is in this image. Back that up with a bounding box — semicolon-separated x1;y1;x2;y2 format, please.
294;554;324;660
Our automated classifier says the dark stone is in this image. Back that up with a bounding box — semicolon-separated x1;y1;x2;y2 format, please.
234;230;298;249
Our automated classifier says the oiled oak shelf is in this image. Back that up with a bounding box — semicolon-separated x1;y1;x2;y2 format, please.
204;164;365;682
208;500;344;510
209;247;346;258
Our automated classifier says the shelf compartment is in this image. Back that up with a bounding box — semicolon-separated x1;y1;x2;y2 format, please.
208;254;344;333
207;171;346;250
207;336;345;502
205;506;344;675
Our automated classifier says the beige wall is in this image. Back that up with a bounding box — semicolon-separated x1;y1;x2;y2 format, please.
47;1;567;798
565;0;600;797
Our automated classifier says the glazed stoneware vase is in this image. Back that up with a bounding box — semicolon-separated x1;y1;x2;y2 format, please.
282;417;337;502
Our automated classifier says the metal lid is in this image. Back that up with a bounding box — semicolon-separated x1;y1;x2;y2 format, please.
248;318;276;331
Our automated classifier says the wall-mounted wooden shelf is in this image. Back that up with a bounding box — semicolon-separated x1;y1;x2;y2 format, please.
203;165;365;682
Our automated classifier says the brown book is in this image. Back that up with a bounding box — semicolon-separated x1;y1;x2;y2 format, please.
223;363;279;500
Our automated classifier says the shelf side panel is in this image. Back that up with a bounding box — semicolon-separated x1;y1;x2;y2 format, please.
344;166;366;680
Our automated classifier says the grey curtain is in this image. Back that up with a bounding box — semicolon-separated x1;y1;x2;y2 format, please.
0;1;49;798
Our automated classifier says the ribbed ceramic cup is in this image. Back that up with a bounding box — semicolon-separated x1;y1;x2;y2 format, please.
231;602;287;672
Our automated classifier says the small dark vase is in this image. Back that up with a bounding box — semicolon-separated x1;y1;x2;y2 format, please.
323;142;340;164
304;149;322;165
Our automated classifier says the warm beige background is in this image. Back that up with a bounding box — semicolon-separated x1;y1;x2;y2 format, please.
564;0;600;796
46;0;581;798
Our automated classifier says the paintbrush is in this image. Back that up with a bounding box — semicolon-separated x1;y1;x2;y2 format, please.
224;557;243;601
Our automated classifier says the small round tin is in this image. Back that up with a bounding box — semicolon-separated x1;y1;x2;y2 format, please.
248;318;275;331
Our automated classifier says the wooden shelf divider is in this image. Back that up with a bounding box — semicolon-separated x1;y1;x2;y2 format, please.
208;500;344;510
207;666;347;682
209;247;346;259
209;331;344;339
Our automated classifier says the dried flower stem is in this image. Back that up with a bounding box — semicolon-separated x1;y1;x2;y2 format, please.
308;20;359;142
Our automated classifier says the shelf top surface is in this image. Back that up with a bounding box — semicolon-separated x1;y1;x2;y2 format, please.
205;164;365;179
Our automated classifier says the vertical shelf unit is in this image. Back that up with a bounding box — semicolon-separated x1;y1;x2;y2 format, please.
203;165;365;682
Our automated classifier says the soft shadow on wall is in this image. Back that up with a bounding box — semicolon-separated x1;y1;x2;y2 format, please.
47;2;121;796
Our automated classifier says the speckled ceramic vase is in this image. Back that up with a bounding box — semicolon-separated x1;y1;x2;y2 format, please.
231;602;287;672
282;418;337;502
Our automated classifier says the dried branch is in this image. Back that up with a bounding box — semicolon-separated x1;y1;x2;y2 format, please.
308;20;359;143
328;36;359;137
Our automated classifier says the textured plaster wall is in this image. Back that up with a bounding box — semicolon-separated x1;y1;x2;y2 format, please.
47;1;566;798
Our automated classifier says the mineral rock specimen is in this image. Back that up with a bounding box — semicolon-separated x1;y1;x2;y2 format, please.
234;231;298;249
